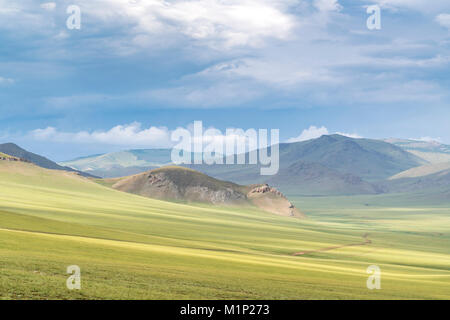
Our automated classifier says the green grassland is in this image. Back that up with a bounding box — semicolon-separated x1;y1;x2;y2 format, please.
0;161;449;299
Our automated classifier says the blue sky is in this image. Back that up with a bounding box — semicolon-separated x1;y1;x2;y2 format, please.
1;0;450;161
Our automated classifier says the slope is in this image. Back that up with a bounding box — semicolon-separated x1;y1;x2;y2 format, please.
385;138;450;164
0;143;96;178
0;160;449;299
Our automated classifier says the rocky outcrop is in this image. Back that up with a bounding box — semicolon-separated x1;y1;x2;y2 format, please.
247;184;304;218
0;155;30;163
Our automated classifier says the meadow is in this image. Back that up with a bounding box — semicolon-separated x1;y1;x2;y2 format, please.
0;161;449;299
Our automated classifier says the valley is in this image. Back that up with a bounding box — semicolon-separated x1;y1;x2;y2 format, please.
0;159;448;299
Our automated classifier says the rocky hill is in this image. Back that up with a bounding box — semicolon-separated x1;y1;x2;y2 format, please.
110;166;304;218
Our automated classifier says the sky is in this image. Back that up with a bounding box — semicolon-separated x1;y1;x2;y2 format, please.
1;0;450;161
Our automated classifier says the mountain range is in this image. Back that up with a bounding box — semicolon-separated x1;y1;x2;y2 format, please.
187;134;426;195
6;134;450;197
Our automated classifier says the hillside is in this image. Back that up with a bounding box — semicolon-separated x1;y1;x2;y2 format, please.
266;161;382;196
60;149;174;178
382;166;450;194
276;135;424;181
0;143;96;178
390;162;450;180
0;152;22;161
385;138;450;164
110;166;304;217
189;135;424;195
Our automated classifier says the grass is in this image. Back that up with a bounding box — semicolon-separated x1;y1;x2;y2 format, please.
0;152;16;159
0;161;449;299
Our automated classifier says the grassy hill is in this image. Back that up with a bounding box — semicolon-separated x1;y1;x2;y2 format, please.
0;160;449;299
0;152;18;160
0;143;96;178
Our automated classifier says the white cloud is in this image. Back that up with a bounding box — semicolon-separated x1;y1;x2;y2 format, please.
28;122;261;152
287;126;329;143
369;0;450;13
336;132;363;139
40;2;56;11
0;76;14;85
436;13;450;29
78;0;296;49
30;123;173;148
287;126;364;143
414;136;443;143
147;82;262;107
314;0;342;12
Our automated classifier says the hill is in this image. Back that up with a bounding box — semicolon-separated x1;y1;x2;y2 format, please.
390;162;450;180
0;152;22;161
109;166;304;217
60;149;174;178
385;138;450;164
382;165;450;194
0;143;96;178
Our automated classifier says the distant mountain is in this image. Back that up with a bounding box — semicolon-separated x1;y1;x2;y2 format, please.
108;166;304;218
385;138;450;164
188;134;424;195
60;149;174;178
277;135;425;181
382;165;450;193
266;161;382;196
389;162;450;180
0;143;96;178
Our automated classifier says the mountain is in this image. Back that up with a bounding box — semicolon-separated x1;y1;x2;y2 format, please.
266;161;382;196
0;143;96;178
60;149;174;178
277;135;425;181
188;134;424;195
381;162;450;193
108;166;304;218
383;169;450;194
389;162;450;180
385;138;450;164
